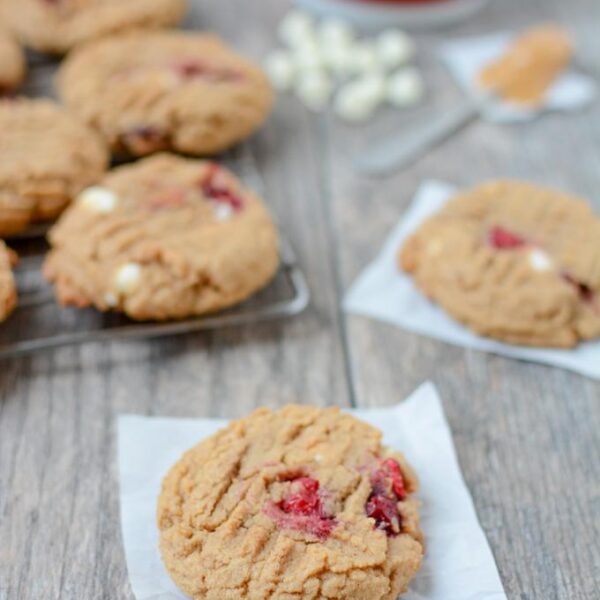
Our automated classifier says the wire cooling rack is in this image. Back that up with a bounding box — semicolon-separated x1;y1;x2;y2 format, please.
0;235;309;360
0;143;310;359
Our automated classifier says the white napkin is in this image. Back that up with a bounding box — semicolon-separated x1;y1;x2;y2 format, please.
118;382;507;600
440;32;597;123
344;181;600;380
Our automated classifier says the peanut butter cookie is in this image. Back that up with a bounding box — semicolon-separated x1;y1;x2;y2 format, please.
399;180;600;347
0;26;25;92
44;154;280;320
158;405;424;600
0;241;16;322
1;0;186;55
58;31;274;157
0;98;109;237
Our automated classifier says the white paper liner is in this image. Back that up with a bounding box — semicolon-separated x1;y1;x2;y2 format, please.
440;32;597;123
344;181;600;380
118;382;507;600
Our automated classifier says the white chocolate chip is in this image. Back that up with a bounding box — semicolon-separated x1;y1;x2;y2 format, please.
356;73;387;101
335;90;373;122
334;73;386;122
318;18;355;49
375;29;415;70
295;69;333;111
292;39;324;72
213;203;234;222
279;10;315;49
114;262;142;294
386;67;425;107
321;42;354;76
350;42;381;74
528;249;554;272
264;50;296;91
78;186;118;213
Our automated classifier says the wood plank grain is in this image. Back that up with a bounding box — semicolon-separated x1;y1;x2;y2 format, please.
0;2;350;599
1;0;599;598
330;0;600;599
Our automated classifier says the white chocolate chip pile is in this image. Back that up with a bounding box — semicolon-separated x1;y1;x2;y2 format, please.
264;9;425;122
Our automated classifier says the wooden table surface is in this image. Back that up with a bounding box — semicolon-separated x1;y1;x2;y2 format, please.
1;0;599;598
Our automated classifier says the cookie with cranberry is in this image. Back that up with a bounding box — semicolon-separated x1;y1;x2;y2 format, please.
0;98;109;237
43;154;279;320
0;26;25;92
57;31;274;157
0;241;17;322
1;0;186;55
399;180;600;347
158;405;423;600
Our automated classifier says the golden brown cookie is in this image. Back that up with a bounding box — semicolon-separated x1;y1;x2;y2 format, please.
1;0;186;55
0;26;25;92
158;405;424;600
0;241;17;322
57;31;274;157
399;180;600;348
44;154;280;320
478;25;573;107
0;98;109;237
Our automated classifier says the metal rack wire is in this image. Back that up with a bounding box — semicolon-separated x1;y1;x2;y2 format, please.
0;236;309;359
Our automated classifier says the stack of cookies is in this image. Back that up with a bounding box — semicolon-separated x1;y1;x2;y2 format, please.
0;0;279;323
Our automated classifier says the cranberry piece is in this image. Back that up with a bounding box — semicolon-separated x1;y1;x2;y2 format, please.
370;458;407;500
121;126;170;155
199;165;244;212
382;458;407;500
280;478;321;515
366;494;401;535
173;60;207;79
488;226;527;249
562;273;596;303
263;476;337;540
172;59;242;83
365;458;407;537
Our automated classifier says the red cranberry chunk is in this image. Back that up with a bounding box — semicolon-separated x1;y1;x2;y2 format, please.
366;494;401;535
488;226;527;250
263;476;337;540
382;458;407;500
172;59;242;83
562;273;596;303
366;458;407;537
199;165;244;212
370;458;407;501
280;477;321;515
121;126;170;155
